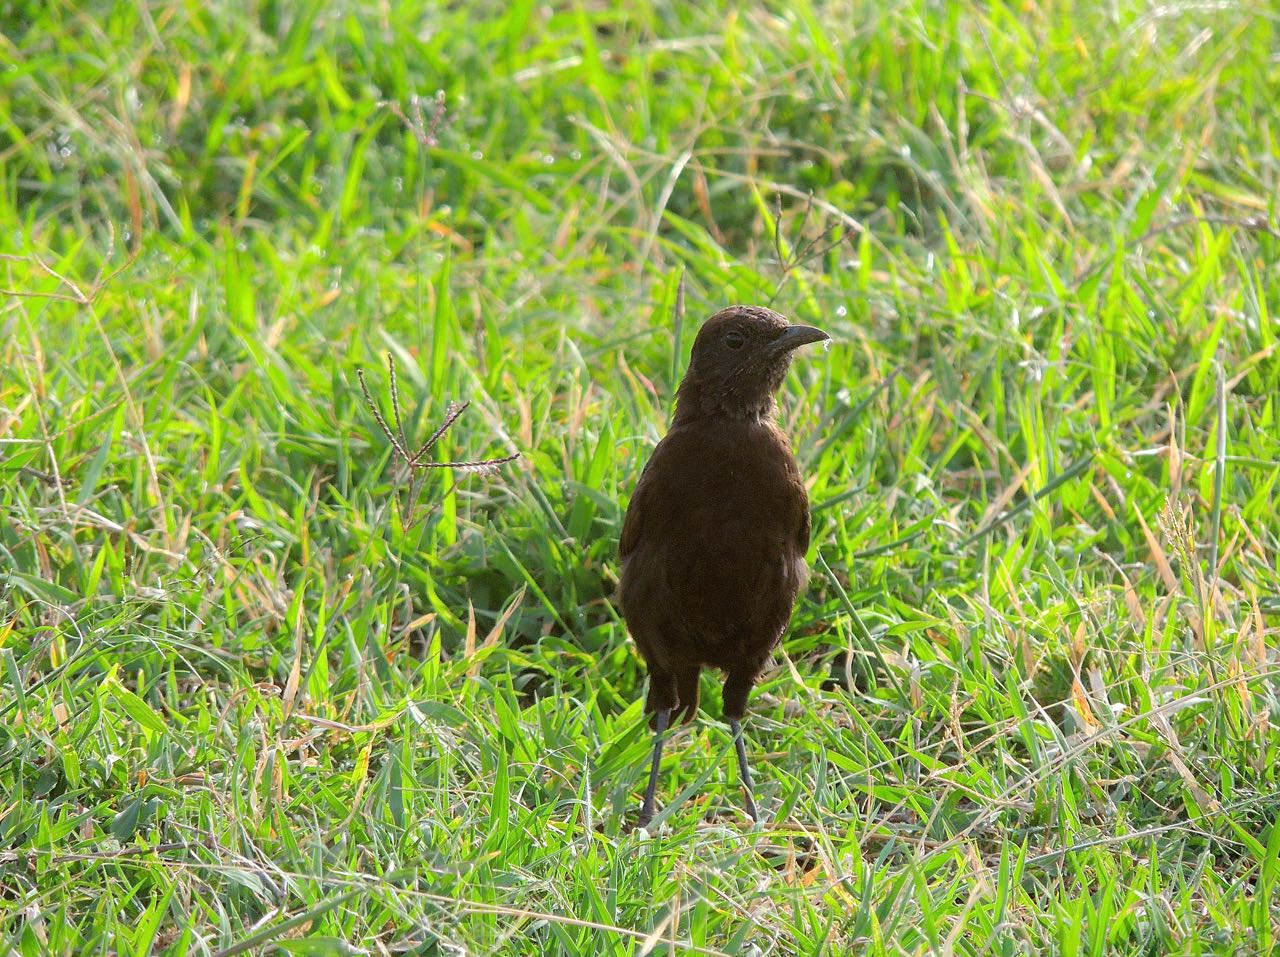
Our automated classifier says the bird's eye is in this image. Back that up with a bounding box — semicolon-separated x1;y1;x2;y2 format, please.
724;330;746;350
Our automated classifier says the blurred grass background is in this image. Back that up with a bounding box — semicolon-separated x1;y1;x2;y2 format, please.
2;0;1279;953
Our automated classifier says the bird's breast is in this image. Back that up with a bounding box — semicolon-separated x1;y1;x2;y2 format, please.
618;416;812;668
644;424;805;595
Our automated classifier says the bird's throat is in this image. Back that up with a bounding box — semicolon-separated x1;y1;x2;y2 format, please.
673;381;778;426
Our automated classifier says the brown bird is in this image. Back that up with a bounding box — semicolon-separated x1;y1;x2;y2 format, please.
619;304;828;827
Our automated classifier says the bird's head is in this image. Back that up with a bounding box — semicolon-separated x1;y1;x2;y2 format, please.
674;305;829;423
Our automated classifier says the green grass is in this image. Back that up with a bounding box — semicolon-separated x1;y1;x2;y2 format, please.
2;0;1279;953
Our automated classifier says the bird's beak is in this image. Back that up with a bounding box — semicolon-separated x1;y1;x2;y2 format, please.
771;324;830;354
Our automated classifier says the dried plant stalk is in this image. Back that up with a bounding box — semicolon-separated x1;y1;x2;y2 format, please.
357;354;518;474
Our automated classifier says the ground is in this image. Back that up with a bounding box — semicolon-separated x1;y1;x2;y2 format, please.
2;1;1279;954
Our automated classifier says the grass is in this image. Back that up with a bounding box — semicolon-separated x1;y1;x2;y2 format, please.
2;0;1279;953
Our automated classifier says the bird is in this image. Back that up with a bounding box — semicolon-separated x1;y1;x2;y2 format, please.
618;304;829;827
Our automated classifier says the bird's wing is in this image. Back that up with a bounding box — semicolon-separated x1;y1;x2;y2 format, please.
618;454;656;561
796;478;812;554
768;422;811;556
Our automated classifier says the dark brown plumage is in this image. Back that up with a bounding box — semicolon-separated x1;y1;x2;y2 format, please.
619;304;828;826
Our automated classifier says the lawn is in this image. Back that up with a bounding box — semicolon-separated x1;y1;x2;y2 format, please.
2;1;1279;954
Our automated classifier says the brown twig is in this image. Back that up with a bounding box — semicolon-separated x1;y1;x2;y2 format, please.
768;190;850;307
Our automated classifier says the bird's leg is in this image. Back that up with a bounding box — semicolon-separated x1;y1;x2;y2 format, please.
637;707;672;828
723;668;763;823
728;717;759;822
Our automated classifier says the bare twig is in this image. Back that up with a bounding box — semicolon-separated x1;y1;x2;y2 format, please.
769;190;850;306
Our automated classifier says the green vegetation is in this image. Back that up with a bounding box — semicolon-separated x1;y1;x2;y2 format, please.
3;1;1279;953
